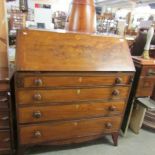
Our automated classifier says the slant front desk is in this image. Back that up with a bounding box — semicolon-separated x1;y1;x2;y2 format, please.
14;29;135;154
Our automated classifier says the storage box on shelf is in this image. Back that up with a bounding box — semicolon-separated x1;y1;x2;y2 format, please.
14;29;135;154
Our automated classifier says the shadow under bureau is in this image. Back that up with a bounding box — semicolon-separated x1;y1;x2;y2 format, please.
14;29;135;154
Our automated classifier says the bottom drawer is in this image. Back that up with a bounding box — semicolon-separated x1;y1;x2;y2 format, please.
0;130;11;149
19;116;121;145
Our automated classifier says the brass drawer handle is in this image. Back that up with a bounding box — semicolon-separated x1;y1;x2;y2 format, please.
34;131;42;138
105;122;113;129
115;77;123;84
33;111;42;119
3;138;10;142
112;90;120;96
147;69;155;76
109;106;117;111
1;116;9;121
33;93;42;101
34;79;43;87
0;98;8;102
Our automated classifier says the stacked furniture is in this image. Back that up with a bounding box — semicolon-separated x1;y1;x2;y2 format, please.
0;1;13;154
122;56;155;134
133;57;155;130
0;68;12;154
14;29;135;154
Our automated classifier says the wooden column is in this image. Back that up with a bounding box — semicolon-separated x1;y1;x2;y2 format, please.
0;0;8;68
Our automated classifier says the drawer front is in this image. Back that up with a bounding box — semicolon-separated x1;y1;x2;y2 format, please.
16;87;130;105
16;75;131;88
19;116;121;145
18;101;125;123
0;93;8;109
0;130;11;149
136;77;155;97
0;82;9;91
0;112;9;129
141;66;155;77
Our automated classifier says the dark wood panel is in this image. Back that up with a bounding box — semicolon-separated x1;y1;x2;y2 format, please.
19;116;121;145
17;74;131;88
0;82;9;92
0;130;11;150
141;66;155;77
136;77;155;97
18;101;125;123
0;94;8;109
16;87;130;105
0;112;9;129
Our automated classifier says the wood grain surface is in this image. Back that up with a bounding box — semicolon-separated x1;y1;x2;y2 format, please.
16;29;135;72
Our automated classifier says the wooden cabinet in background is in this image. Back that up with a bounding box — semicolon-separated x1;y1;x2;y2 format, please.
0;68;12;155
14;29;135;154
122;56;155;134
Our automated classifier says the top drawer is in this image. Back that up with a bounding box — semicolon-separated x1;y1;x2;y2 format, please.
16;74;132;88
141;66;155;77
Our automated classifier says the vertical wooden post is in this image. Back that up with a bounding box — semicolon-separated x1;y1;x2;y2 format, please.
0;0;8;68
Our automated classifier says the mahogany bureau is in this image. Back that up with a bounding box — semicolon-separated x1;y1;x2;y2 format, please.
14;29;135;154
0;68;12;154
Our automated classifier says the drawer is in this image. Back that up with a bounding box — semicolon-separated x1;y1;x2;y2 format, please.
0;130;11;149
0;93;9;109
136;77;155;97
16;87;130;105
19;116;121;145
0;112;9;129
141;66;155;77
16;74;132;88
0;82;9;91
18;101;125;123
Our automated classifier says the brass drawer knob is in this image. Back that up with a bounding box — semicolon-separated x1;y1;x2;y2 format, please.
109;106;117;111
33;93;42;101
34;131;42;138
34;79;43;87
112;90;120;96
33;111;42;119
105;122;113;129
115;77;123;84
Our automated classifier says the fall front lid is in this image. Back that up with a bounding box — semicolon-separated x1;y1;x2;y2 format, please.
16;29;135;72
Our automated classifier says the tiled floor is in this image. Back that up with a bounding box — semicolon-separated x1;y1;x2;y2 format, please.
26;129;155;155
